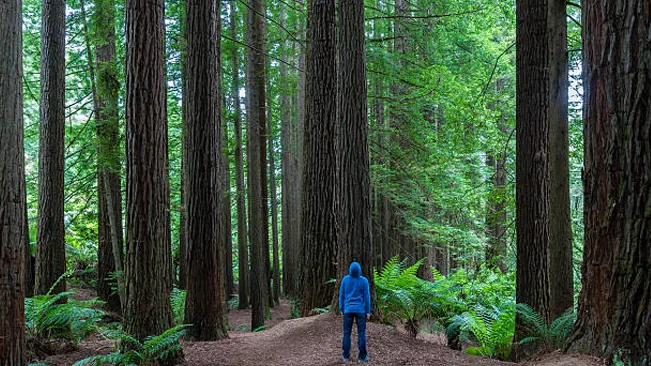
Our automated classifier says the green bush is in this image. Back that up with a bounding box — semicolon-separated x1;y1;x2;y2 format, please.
25;287;105;343
375;257;458;337
516;303;575;352
73;324;190;366
447;302;515;360
170;288;186;325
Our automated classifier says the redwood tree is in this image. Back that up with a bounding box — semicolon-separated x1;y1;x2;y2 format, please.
36;0;66;296
230;0;249;310
0;0;27;361
246;0;268;329
569;1;651;363
123;0;175;343
335;0;374;313
515;0;550;335
299;0;338;316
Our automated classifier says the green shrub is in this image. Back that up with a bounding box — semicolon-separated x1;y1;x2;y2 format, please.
516;303;575;352
73;324;190;366
447;302;515;360
170;288;186;325
25;285;105;343
375;257;458;337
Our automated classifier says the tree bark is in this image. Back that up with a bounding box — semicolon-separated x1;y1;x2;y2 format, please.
124;0;175;344
335;0;375;315
36;0;66;296
568;1;651;363
230;0;249;310
24;190;34;298
299;0;338;316
178;4;188;291
515;0;551;339
246;0;268;329
267;79;281;304
183;0;228;341
222;112;235;299
93;0;124;313
0;0;27;360
547;0;573;321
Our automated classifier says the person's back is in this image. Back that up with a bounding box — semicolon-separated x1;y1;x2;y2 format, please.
339;262;370;362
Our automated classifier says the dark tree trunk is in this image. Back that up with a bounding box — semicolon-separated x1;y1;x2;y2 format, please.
485;149;507;274
267;81;281;304
124;0;175;344
335;0;375;314
178;5;188;291
515;0;551;342
299;0;338;316
568;1;651;363
547;0;573;321
279;4;297;299
246;0;268;330
222;117;234;299
36;0;66;296
0;0;27;360
230;0;249;310
93;0;123;313
183;0;228;341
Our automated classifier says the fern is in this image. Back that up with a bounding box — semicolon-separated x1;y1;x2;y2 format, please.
516;304;575;351
73;324;190;366
25;289;106;343
170;287;186;325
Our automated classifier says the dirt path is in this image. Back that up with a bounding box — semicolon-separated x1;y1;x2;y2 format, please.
35;298;603;366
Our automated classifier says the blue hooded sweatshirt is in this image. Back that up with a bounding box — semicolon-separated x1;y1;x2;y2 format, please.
339;262;371;314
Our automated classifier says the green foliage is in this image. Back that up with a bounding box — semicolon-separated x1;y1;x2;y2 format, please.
25;291;105;343
73;325;190;366
375;257;459;337
170;288;186;325
447;302;515;360
516;304;575;352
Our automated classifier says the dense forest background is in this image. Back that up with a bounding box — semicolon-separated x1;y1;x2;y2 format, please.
1;0;650;365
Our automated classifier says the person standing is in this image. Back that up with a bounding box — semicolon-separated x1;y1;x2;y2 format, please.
339;261;371;362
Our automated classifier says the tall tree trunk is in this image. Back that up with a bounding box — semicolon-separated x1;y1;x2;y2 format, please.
246;0;268;329
0;0;27;360
267;80;281;304
231;0;249;310
124;0;175;345
36;0;66;296
279;4;296;299
568;1;651;363
183;0;228;340
222;114;235;299
547;0;573;320
515;0;551;341
92;0;124;313
299;0;338;316
335;0;375;315
178;4;188;291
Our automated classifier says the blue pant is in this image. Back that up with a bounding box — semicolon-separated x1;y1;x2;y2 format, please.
342;312;367;359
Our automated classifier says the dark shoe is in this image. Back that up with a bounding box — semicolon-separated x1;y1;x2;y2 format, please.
358;355;370;363
342;354;350;362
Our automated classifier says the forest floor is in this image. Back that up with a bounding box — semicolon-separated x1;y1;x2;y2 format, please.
35;296;604;366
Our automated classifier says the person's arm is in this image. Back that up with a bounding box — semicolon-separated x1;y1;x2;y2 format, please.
339;277;346;313
364;278;371;314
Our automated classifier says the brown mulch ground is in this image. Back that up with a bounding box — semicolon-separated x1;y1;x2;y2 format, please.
33;295;604;366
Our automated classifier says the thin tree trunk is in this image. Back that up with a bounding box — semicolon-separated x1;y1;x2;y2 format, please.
222;113;234;299
515;0;551;344
24;189;34;298
124;0;175;345
230;0;249;310
0;0;27;359
568;1;651;363
547;0;573;321
36;0;66;296
267;81;281;304
300;0;338;316
178;4;188;291
246;0;268;330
